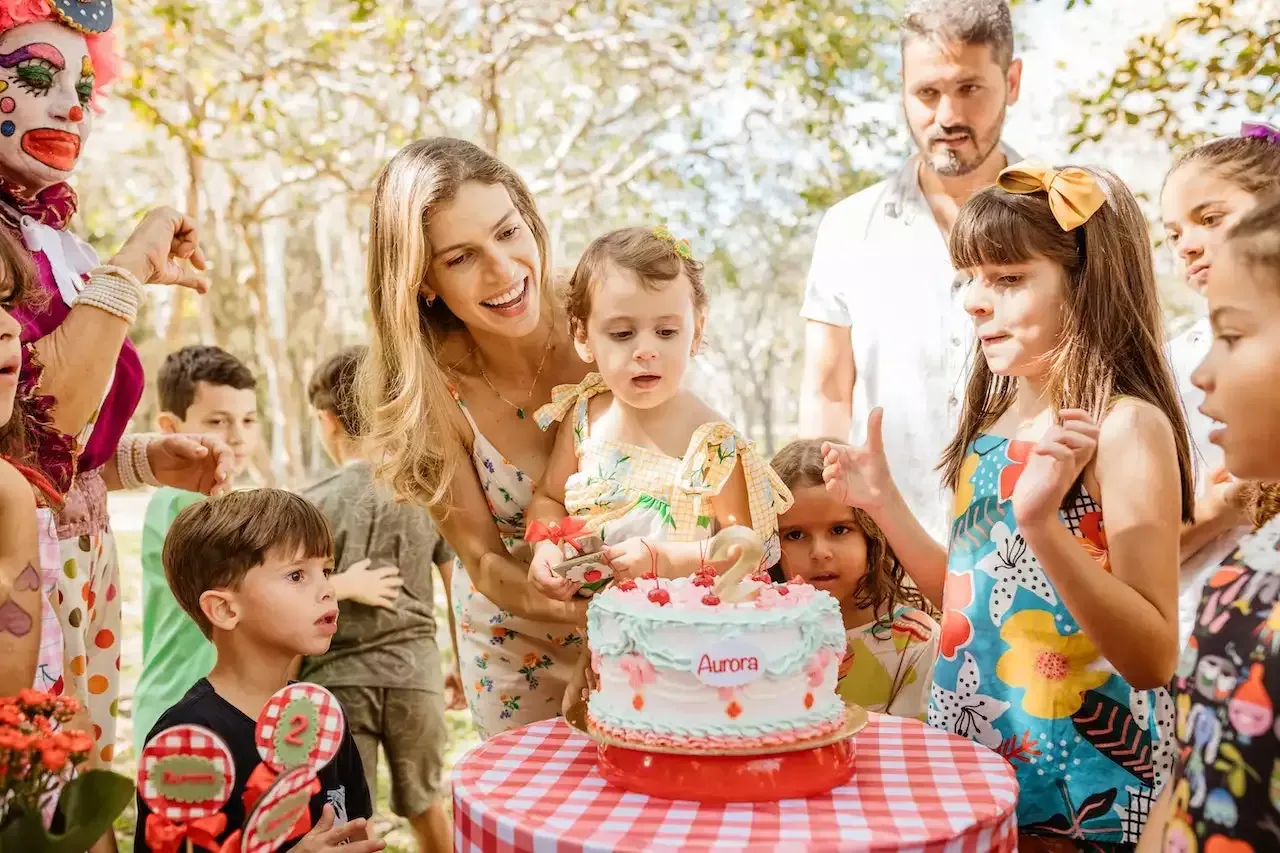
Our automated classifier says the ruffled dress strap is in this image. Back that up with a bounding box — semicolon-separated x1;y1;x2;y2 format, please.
671;423;794;561
533;372;610;452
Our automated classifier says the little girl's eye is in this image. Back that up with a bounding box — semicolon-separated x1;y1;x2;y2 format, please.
610;330;633;341
288;570;304;583
1202;213;1222;227
323;566;335;578
657;328;679;338
830;525;851;536
783;530;805;541
997;275;1023;286
498;225;520;240
446;254;468;268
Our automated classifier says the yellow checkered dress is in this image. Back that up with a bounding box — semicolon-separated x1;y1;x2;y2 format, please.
534;373;793;567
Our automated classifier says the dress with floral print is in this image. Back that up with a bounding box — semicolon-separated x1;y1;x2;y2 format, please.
836;605;939;721
1162;515;1280;853
931;435;1175;848
533;373;793;566
447;386;583;739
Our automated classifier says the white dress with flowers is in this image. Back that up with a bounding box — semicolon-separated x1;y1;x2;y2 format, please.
533;373;793;568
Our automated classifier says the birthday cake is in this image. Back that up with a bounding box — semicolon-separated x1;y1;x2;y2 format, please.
586;568;848;750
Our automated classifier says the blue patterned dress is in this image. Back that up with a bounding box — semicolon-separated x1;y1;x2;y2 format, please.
930;435;1175;847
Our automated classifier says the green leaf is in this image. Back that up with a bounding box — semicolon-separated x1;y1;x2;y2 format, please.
0;770;135;853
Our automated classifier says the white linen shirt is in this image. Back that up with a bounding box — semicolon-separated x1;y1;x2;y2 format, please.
800;151;1018;543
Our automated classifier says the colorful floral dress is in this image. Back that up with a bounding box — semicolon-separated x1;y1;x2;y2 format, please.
931;435;1175;848
448;387;584;739
1161;515;1280;852
533;373;793;567
836;605;939;721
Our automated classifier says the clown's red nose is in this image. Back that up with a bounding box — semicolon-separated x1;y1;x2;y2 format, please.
68;106;84;123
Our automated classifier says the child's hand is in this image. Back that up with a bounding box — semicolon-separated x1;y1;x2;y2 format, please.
821;408;895;513
1012;409;1100;530
292;805;385;853
1197;466;1249;527
602;537;666;580
335;558;404;609
529;541;580;600
444;667;468;711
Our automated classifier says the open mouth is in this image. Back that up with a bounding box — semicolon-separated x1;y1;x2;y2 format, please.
315;610;338;632
631;374;662;390
480;276;530;315
0;354;18;383
808;572;841;584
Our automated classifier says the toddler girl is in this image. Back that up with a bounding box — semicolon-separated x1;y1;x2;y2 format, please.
528;226;791;598
772;438;939;720
824;163;1191;849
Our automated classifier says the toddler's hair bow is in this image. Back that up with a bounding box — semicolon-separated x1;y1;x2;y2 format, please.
996;162;1107;231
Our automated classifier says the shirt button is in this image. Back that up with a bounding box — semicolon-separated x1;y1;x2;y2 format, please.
948;395;958;408
951;337;961;346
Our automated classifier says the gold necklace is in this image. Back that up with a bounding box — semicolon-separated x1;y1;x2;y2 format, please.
473;331;554;420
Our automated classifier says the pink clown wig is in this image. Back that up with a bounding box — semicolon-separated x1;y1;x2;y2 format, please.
0;0;120;94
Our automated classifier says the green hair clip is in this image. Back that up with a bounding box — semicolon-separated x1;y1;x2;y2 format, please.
653;224;694;260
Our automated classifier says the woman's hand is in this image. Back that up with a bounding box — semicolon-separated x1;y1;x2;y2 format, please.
147;434;235;496
108;206;209;293
821;407;896;514
561;647;595;717
1012;409;1100;531
444;666;467;711
529;541;579;600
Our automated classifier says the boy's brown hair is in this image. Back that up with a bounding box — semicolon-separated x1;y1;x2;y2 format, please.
163;489;333;639
308;346;366;437
565;227;707;338
771;439;934;619
157;345;257;419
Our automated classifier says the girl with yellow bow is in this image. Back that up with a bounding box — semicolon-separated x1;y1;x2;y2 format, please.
821;162;1191;848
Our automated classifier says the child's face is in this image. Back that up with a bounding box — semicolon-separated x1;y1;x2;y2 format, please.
576;262;702;409
1161;163;1259;296
211;546;338;658
160;381;260;475
777;485;869;603
1192;247;1280;481
963;255;1067;379
0;304;20;427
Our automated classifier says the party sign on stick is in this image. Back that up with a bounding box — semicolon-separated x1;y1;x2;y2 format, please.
254;683;344;773
137;724;235;852
239;766;321;853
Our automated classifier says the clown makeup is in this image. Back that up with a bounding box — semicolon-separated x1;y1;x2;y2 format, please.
0;21;94;194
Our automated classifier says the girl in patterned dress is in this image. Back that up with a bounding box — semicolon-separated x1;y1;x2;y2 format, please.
822;163;1194;851
526;226;792;600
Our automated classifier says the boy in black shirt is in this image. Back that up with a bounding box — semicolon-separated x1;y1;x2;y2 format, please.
133;489;383;853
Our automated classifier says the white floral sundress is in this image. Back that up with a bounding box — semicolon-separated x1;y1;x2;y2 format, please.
448;386;584;739
533;373;793;567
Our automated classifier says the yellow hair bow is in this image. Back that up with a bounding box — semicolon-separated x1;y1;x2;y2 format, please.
996;162;1107;231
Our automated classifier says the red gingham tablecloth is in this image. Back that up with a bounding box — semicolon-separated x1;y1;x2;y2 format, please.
452;714;1018;852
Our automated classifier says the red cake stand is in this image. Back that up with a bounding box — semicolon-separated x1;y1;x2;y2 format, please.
564;702;868;802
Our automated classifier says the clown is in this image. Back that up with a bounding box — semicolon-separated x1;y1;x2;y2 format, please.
0;0;232;777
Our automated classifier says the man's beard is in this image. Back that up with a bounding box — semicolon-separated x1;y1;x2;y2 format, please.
915;103;1006;178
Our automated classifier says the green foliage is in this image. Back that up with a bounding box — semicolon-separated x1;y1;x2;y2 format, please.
0;770;135;853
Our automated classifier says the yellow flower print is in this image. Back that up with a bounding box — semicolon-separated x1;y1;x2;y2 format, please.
953;453;980;518
996;609;1110;719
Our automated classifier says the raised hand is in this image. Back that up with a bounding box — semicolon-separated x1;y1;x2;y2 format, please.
1011;409;1100;529
107;206;209;292
821;407;895;512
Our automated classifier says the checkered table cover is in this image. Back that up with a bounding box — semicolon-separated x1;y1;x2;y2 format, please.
138;724;235;821
453;715;1018;852
255;682;345;771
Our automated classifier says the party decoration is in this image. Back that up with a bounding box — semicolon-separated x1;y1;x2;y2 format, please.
137;724;235;853
239;766;321;853
45;0;114;35
254;683;344;774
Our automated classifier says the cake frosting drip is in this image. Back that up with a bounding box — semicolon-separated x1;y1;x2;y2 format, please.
586;575;847;747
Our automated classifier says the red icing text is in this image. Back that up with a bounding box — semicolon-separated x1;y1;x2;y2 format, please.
697;654;759;675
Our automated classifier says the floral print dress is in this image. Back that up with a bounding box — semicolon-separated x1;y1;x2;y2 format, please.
836;605;939;721
533;373;793;567
448;388;584;739
931;435;1175;848
1161;516;1280;852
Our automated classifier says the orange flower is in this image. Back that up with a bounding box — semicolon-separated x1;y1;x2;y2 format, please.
523;654;539;668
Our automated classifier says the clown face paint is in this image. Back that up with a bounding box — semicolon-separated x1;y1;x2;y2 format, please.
0;22;94;193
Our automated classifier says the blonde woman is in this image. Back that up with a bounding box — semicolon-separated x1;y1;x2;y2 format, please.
361;138;590;737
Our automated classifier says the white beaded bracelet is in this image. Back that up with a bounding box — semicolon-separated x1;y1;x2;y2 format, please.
76;266;144;324
115;436;144;490
131;434;161;488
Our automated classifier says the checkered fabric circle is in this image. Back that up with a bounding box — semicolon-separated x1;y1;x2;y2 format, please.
242;766;320;853
137;724;235;821
453;715;1019;852
254;682;345;772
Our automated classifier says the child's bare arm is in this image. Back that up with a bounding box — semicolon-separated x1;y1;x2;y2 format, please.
527;418;580;598
1016;402;1181;689
0;459;41;695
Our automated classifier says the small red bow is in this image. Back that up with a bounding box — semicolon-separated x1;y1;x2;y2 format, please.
241;762;278;814
525;517;590;551
145;812;228;853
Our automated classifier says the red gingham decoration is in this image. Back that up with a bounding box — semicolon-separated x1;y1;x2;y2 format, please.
453;715;1019;852
241;766;320;853
137;724;235;821
254;683;344;772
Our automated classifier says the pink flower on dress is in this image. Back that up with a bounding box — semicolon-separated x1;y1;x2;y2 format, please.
939;571;975;661
998;440;1032;502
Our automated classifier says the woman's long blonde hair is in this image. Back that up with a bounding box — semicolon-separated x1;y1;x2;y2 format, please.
360;138;551;509
939;165;1195;522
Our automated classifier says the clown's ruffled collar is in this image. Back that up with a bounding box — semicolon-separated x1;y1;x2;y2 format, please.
0;176;77;231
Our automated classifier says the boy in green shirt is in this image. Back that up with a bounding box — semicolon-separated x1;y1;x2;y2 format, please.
133;345;260;756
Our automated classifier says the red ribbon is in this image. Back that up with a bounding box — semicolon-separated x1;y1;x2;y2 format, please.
525;517;590;551
241;762;277;814
217;830;241;853
144;812;228;853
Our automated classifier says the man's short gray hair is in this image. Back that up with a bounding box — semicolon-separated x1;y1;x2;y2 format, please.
901;0;1015;70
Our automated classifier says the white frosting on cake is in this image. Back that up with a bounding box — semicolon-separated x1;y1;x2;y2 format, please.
586;574;847;747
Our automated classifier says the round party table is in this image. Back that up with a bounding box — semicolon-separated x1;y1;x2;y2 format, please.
452;714;1019;852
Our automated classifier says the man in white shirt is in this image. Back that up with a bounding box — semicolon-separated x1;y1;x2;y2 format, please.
799;0;1023;541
